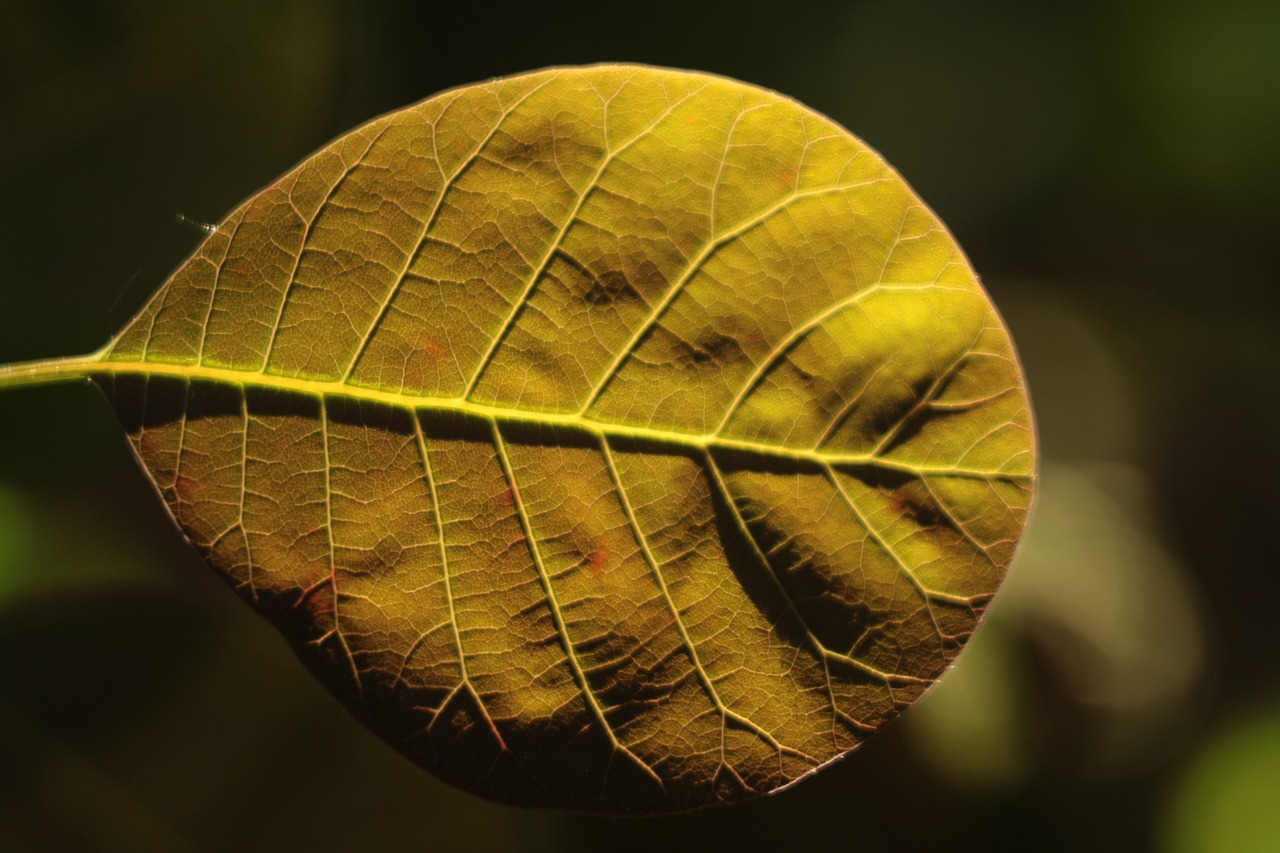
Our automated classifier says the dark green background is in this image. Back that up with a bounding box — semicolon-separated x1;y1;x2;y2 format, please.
2;1;1278;850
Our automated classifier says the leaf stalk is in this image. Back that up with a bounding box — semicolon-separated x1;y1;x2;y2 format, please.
0;354;102;393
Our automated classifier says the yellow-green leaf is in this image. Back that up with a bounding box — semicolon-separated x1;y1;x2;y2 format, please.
0;65;1035;812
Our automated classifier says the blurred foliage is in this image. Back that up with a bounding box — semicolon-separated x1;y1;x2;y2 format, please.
1160;701;1280;853
1;0;1276;850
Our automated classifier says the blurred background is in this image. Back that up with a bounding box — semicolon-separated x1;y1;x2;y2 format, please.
1;1;1277;850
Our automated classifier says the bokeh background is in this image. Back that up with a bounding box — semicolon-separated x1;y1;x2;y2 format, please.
2;1;1277;850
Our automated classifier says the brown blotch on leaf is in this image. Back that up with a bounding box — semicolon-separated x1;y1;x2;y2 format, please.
586;548;609;577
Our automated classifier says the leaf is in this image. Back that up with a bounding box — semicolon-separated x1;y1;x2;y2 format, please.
0;65;1035;812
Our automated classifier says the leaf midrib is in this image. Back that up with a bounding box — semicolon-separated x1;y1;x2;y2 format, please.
0;353;1027;480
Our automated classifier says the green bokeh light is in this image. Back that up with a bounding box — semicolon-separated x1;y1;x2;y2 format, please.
1162;704;1280;853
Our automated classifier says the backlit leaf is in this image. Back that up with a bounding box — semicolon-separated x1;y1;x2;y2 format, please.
0;65;1035;812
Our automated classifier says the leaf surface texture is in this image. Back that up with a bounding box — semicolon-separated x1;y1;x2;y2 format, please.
95;66;1034;812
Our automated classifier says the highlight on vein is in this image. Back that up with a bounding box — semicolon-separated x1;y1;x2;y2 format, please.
0;64;1035;813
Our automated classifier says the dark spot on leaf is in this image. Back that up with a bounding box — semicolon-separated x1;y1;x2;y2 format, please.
887;491;945;530
674;329;744;366
582;269;642;306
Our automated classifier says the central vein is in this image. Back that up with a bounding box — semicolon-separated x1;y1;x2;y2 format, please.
2;354;1024;480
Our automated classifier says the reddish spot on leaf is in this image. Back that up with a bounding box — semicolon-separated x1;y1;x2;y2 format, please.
586;548;609;577
293;569;332;616
778;168;797;186
304;589;334;618
423;334;446;360
403;357;426;389
174;474;200;500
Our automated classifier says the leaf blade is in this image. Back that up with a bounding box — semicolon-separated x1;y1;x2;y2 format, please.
89;65;1034;812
